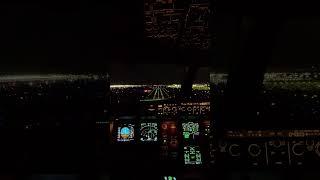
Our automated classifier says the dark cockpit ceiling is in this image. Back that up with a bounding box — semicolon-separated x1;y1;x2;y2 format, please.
0;2;319;73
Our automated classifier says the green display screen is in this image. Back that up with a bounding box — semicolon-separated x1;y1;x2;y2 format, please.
163;176;176;180
182;122;199;139
184;145;202;165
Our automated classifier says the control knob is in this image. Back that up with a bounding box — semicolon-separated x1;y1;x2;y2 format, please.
248;144;262;157
306;140;315;151
292;141;305;156
229;144;241;157
269;140;285;148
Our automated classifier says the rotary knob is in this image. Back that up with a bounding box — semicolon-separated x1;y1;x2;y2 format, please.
229;144;241;157
292;141;305;156
306;140;315;151
270;140;285;148
248;144;262;157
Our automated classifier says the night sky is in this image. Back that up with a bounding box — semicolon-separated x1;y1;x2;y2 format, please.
109;64;210;84
0;2;320;81
269;17;320;67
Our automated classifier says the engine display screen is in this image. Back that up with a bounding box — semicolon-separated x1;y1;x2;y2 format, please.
182;122;200;139
184;145;202;165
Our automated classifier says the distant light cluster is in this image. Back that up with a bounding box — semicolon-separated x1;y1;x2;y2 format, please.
111;84;209;90
110;85;148;88
210;72;320;86
111;84;210;105
264;72;319;82
0;74;108;82
0;75;109;130
209;73;228;84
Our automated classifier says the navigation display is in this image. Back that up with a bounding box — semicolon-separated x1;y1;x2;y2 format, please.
140;122;158;142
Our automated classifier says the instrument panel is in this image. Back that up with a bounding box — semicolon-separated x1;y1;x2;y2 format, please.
217;135;320;168
108;102;213;168
107;82;320;170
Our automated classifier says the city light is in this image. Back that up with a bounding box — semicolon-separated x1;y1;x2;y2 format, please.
0;74;108;82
